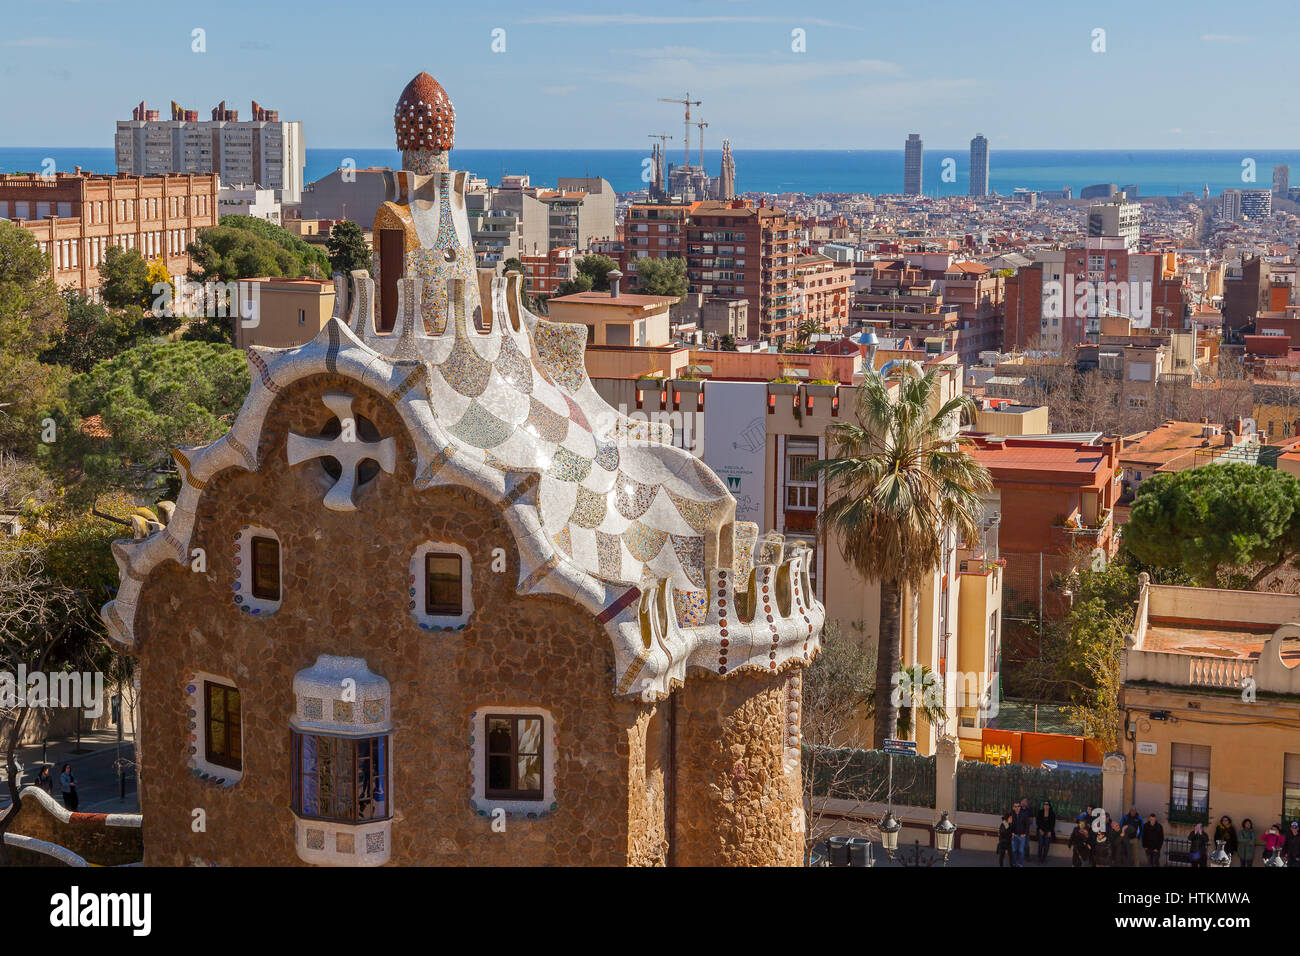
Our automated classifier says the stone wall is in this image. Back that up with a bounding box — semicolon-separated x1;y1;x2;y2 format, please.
135;374;655;865
0;788;142;866
672;670;803;866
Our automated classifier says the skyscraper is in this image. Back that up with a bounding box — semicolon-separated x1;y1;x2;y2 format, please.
1274;165;1290;198
969;134;989;197
903;133;923;196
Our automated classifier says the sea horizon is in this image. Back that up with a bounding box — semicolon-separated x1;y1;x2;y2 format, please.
4;146;1298;199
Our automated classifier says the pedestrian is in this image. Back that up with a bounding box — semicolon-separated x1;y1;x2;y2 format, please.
998;812;1014;867
1110;819;1131;866
1035;799;1056;864
1121;811;1142;867
58;763;78;811
1187;822;1210;868
1077;804;1093;827
1214;815;1238;863
1011;797;1033;867
1092;824;1114;867
35;765;54;794
1068;820;1094;867
1284;821;1300;866
1238;819;1256;868
1141;813;1164;866
1263;824;1284;863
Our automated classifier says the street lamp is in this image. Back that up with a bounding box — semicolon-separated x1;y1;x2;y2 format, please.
878;810;901;858
934;811;957;864
1209;841;1232;868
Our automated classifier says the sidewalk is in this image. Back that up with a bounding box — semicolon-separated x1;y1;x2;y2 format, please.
0;730;139;814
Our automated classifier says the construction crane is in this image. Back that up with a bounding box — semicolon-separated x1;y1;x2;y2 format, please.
658;91;701;167
692;118;709;169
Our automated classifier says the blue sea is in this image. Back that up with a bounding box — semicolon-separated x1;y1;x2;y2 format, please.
4;146;1299;198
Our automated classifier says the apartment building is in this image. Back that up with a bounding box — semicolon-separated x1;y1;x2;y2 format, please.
970;433;1121;617
687;199;800;341
1122;581;1300;837
466;179;548;267
116;99;304;203
1004;241;1185;350
0;170;219;292
1088;199;1141;253
853;255;1004;365
622;202;689;289
1222;256;1271;338
519;245;575;296
794;253;852;335
536;176;616;251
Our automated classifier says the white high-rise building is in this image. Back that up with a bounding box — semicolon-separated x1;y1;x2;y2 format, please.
115;100;304;204
1087;200;1141;252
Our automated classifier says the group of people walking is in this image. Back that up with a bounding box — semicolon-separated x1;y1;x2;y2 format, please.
996;799;1300;867
32;763;79;811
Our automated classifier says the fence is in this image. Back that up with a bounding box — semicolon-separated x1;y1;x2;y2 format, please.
955;759;1103;816
805;747;936;809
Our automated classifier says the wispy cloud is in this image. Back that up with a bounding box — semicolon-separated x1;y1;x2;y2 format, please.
521;13;861;30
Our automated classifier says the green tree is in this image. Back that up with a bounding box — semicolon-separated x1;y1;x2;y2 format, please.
0;221;68;455
633;256;688;298
188;215;329;283
574;254;618;291
1126;463;1300;587
40;291;142;374
52;341;249;496
552;273;593;298
719;334;738;351
502;256;525;275
99;246;152;310
326;220;371;276
809;367;991;747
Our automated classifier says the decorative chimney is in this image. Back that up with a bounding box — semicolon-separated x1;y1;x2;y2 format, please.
607;269;622;298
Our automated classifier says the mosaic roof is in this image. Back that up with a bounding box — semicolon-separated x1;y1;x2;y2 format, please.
101;92;824;699
395;72;454;152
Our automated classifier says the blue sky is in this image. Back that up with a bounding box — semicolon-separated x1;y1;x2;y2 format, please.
3;0;1296;150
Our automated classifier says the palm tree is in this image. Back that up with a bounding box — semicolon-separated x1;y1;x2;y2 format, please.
809;365;991;749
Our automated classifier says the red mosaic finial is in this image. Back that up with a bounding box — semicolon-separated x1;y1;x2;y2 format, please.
395;72;455;152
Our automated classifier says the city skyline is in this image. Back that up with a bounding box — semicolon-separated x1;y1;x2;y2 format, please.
6;0;1300;150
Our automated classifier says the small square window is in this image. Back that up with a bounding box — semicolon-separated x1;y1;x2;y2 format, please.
485;714;544;800
425;552;462;616
251;536;281;601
